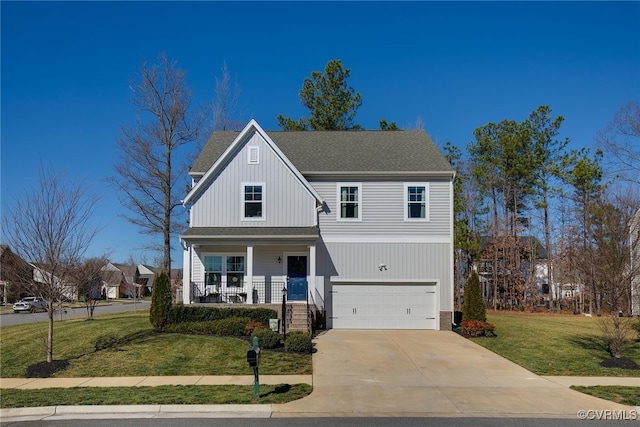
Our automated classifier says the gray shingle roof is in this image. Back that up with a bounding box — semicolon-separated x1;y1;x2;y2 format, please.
191;129;453;176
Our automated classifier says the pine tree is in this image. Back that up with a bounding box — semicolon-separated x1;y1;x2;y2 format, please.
462;270;486;322
149;270;172;330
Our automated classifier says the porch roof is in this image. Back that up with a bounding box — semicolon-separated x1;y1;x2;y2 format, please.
181;226;319;242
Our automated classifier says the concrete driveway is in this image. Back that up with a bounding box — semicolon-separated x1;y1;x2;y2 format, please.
275;330;634;418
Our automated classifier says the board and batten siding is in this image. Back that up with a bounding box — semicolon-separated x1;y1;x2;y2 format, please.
190;132;317;227
311;178;451;236
320;241;452;310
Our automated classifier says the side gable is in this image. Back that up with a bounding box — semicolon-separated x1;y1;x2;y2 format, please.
184;119;323;207
184;120;324;228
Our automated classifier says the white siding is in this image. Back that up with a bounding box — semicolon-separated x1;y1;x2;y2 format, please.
312;178;451;236
190;132;317;227
319;241;452;312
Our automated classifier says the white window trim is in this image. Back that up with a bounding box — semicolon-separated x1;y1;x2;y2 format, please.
336;182;362;222
203;253;246;288
404;182;430;222
241;182;266;221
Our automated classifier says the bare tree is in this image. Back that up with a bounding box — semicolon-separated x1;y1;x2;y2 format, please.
212;61;243;131
598;312;635;360
598;101;640;185
120;254;142;311
70;257;114;320
2;167;100;363
109;53;205;272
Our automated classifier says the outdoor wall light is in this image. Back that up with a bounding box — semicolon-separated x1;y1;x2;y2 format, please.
379;263;387;271
278;256;281;264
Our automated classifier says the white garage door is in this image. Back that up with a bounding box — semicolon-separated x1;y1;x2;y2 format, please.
331;284;437;329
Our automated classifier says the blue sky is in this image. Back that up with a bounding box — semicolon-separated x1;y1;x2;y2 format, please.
2;1;639;268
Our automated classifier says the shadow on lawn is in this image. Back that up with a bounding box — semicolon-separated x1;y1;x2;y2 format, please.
260;384;291;397
26;329;159;378
566;334;611;358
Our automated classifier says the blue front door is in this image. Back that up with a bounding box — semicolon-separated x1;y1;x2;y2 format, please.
287;256;307;301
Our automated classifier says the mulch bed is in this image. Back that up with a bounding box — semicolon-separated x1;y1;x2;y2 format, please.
599;357;640;370
25;360;69;378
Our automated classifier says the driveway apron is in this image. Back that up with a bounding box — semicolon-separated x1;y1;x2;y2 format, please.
275;330;634;418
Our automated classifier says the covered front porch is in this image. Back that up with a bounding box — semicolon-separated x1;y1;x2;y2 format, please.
180;227;324;310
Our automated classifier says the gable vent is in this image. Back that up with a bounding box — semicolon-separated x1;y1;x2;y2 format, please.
248;147;259;164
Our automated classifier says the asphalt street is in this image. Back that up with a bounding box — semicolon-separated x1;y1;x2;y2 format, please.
0;301;150;326
0;417;634;427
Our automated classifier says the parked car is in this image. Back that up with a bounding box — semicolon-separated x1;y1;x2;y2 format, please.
13;297;47;313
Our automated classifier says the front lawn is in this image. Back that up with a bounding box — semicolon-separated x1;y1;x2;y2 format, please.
470;311;640;377
0;384;312;408
0;311;311;378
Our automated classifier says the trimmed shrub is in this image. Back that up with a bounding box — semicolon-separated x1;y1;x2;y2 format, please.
163;321;217;335
212;317;250;337
150;270;172;330
254;329;281;349
285;331;313;353
462;270;486;322
461;320;495;338
245;319;269;336
165;305;277;327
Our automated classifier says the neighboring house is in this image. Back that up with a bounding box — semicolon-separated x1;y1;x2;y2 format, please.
180;120;455;330
475;235;549;308
0;244;34;303
102;263;139;299
137;265;157;296
631;208;640;316
30;263;76;302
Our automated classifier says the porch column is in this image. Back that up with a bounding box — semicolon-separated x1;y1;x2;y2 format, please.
183;245;191;304
246;244;254;302
309;243;316;300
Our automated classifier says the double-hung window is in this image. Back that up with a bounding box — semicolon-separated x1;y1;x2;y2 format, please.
226;256;245;287
405;183;429;221
203;255;245;289
337;183;362;221
243;183;264;220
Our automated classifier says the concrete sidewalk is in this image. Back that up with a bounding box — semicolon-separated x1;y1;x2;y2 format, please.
0;375;312;389
1;374;636;390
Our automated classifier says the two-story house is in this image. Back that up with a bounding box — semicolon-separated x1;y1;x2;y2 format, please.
180;120;455;330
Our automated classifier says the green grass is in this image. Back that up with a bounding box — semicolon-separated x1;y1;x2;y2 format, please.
0;311;311;378
470;312;640;377
571;386;640;406
0;384;312;408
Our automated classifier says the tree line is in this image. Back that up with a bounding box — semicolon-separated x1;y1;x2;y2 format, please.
448;102;639;315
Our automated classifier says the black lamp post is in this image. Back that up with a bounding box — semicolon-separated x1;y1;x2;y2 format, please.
281;285;287;341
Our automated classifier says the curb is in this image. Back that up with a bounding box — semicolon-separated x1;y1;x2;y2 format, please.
0;404;273;420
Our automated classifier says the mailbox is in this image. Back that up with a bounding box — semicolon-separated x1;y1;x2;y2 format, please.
247;346;260;367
